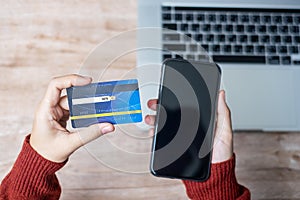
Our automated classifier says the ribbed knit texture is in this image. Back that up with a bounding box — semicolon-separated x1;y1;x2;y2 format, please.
0;135;67;200
1;136;250;200
183;155;250;200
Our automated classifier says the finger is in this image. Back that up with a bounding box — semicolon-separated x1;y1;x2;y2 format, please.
60;109;70;122
145;115;156;126
216;90;232;133
70;123;115;148
147;99;158;111
59;96;69;110
148;128;154;137
214;90;233;150
44;74;92;107
59;120;67;128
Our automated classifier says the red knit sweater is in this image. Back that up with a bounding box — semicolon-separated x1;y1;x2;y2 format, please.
0;135;250;200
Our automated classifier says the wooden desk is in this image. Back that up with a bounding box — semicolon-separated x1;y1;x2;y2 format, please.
0;1;299;199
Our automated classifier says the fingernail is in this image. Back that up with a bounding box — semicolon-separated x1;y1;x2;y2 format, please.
102;126;113;134
84;76;92;81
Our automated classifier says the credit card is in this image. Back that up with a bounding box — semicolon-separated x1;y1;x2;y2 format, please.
67;79;142;128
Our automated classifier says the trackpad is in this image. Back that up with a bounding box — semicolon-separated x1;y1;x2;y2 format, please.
222;69;297;131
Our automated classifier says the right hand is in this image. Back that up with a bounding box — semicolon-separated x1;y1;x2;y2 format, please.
145;90;234;164
30;74;115;163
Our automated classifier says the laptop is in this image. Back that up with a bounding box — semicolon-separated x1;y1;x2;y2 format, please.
137;0;300;131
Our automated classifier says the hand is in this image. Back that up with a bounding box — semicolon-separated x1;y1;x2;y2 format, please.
145;90;233;164
30;74;115;163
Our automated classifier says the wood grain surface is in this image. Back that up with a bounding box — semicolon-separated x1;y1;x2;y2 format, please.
1;1;300;199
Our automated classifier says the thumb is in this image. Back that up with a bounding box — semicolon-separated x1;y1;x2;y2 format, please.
216;90;232;132
70;123;115;149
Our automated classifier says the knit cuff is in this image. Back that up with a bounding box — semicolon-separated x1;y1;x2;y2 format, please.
183;155;242;200
6;134;67;197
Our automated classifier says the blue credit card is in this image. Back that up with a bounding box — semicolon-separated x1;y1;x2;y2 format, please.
67;79;142;128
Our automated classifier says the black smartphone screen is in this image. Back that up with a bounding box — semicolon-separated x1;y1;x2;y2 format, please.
150;59;221;181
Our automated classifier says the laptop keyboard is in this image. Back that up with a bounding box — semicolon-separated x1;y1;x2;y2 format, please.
161;6;300;65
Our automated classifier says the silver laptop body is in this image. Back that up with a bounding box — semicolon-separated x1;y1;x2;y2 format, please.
137;0;300;131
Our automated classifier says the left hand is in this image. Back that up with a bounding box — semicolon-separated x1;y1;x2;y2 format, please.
30;74;115;163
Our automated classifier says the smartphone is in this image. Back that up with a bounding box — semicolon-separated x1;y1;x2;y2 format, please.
150;58;221;181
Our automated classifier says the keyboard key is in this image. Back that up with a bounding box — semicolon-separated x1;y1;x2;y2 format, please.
175;54;184;59
208;14;216;22
271;35;281;43
214;24;222;32
213;45;221;53
273;15;282;23
190;44;198;51
267;56;280;64
225;24;233;32
289;46;299;54
163;54;172;60
163;34;180;41
163;44;186;51
223;45;232;53
219;14;227;22
230;14;238;22
267;46;277;54
283;36;292;43
240;15;249;23
227;35;237;42
258;25;267;33
245;45;254;53
283;16;293;24
260;35;270;43
252;15;260;23
162;13;172;21
181;24;189;31
217;34;226;42
279;26;289;33
202;44;209;52
197;14;205;21
294;36;300;44
293;60;300;65
185;13;194;21
192;24;200;31
236;25;244;33
195;34;203;42
278;46;288;54
163;23;177;30
268;25;277;34
262;15;271;23
206;34;215;42
295;16;300;23
281;56;291;65
198;54;209;61
234;45;243;53
213;55;265;63
250;35;259;43
290;26;299;34
184;33;192;41
162;6;171;11
238;35;248;43
202;24;211;32
175;14;183;21
255;45;266;54
186;54;195;60
246;25;256;33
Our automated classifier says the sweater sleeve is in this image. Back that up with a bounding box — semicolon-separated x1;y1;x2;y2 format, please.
183;155;250;200
0;135;67;200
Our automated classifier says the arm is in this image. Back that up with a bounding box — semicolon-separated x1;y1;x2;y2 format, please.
183;155;250;200
0;135;66;200
1;74;115;200
145;90;250;200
